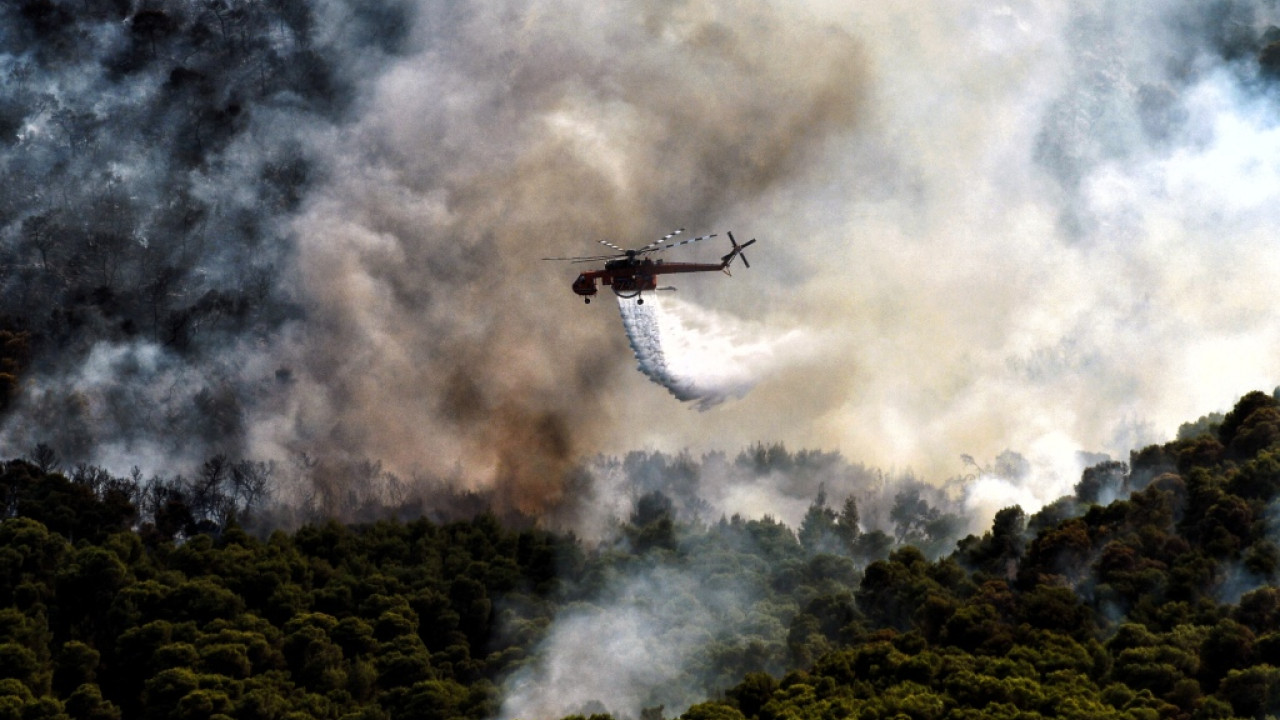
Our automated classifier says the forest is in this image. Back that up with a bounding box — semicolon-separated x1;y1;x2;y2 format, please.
1;389;1280;718
9;1;1280;719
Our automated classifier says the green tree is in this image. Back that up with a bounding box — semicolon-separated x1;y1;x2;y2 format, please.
53;642;99;696
141;668;200;720
282;614;345;693
0;643;48;696
725;672;777;719
1200;619;1256;691
797;487;840;555
64;683;120;720
680;702;746;720
1216;664;1280;718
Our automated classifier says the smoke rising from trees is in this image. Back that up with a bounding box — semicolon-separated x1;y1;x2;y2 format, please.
0;0;866;512
5;1;1280;527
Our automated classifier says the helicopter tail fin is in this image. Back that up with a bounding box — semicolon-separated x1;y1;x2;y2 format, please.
721;231;757;270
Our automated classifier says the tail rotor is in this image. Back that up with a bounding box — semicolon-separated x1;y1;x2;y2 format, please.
721;231;757;269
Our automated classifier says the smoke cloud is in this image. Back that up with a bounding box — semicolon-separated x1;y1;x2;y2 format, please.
244;0;868;515
499;563;761;720
6;0;1280;527
601;0;1280;499
0;0;866;513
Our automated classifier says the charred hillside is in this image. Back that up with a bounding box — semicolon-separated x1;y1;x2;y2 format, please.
0;0;380;462
3;390;1280;718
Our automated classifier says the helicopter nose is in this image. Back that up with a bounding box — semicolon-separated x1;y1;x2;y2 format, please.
572;274;598;296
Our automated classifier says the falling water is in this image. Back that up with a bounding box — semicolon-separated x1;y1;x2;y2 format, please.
616;294;806;410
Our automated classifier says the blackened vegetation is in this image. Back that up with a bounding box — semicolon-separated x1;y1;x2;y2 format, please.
2;392;1280;717
0;0;410;463
2;0;321;349
0;325;31;414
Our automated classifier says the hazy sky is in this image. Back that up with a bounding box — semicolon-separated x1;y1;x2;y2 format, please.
7;0;1280;517
268;0;1280;504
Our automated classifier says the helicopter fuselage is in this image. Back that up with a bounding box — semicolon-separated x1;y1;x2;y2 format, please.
572;258;728;301
552;231;755;304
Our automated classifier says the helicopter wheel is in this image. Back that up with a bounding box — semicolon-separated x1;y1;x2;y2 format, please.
637;297;644;305
584;297;591;304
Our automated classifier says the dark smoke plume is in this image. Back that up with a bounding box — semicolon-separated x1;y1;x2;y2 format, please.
0;0;866;512
8;0;1280;531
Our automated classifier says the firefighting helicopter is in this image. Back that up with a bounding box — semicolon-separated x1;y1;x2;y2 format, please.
543;229;757;304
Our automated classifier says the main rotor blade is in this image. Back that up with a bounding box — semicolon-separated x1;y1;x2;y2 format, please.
541;253;623;262
549;228;722;262
640;232;716;255
638;228;684;251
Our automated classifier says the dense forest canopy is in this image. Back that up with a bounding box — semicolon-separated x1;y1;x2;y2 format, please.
5;389;1280;719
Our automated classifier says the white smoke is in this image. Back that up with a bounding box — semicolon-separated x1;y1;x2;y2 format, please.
617;293;816;411
499;559;764;720
16;0;1280;515
959;433;1091;527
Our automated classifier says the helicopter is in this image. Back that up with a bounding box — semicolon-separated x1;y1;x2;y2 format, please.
543;229;757;304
